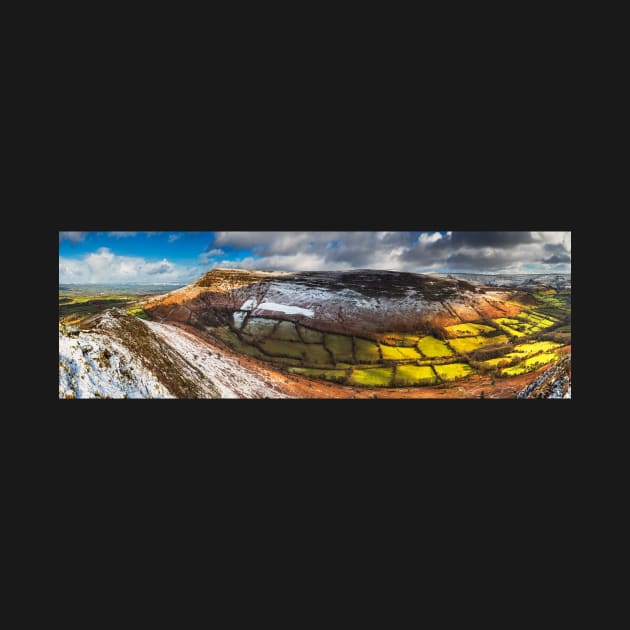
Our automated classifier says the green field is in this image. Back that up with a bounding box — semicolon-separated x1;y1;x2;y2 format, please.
479;356;514;369
417;336;454;358
259;339;309;359
380;344;422;360
348;367;393;387
125;307;149;320
448;335;509;354
393;365;437;386
242;317;278;337
288;367;349;383
272;321;301;341
512;341;561;355
59;284;183;325
500;352;561;376
493;318;527;337
303;344;333;366
355;338;381;362
297;325;324;343
379;332;422;346
434;363;474;381
445;322;496;337
324;334;355;363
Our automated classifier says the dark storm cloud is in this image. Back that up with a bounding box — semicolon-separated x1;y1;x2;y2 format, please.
541;241;571;264
543;242;569;255
542;254;571;264
444;251;517;270
209;231;571;273
449;232;536;247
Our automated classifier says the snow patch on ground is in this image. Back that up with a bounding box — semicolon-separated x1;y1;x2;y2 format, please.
144;320;288;398
240;298;257;310
255;302;314;318
59;327;173;399
233;311;248;329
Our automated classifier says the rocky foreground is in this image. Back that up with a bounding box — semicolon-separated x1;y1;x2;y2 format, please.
517;355;571;399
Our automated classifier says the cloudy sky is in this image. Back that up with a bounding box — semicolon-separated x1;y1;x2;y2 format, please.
59;231;571;284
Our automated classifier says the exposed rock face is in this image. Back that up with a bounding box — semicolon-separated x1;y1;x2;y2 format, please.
517;355;571;399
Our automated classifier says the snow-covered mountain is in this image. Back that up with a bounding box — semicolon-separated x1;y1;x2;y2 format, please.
434;273;571;291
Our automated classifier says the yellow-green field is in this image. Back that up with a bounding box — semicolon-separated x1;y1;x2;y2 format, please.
417;336;454;358
434;363;474;381
379;332;422;346
125;307;149;320
448;335;509;354
355;338;381;362
324;334;355;363
348;367;393;387
272;321;301;341
512;341;561;355
493;318;527;337
445;323;496;337
479;356;514;369
297;325;324;343
500;352;561;376
288;367;349;382
393;365;437;386
380;345;422;360
259;339;308;359
303;345;334;366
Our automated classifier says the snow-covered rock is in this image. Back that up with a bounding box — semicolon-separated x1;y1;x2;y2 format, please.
59;323;173;399
59;310;289;399
517;355;571;399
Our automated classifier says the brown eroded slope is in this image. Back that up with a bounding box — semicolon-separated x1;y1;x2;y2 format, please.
143;269;535;336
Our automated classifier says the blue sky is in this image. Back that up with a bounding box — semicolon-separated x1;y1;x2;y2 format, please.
59;231;571;283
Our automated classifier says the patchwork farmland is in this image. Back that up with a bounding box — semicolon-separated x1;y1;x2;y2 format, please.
195;284;571;389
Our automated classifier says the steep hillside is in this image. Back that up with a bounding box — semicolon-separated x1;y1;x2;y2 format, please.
143;269;530;335
59;309;293;398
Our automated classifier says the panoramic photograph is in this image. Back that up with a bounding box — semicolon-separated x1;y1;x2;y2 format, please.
59;231;571;399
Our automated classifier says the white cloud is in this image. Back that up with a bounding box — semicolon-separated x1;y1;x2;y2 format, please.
418;232;444;246
199;248;226;264
108;232;138;238
168;234;182;243
59;247;198;284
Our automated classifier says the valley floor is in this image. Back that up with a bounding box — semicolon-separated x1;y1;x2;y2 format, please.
151;321;570;399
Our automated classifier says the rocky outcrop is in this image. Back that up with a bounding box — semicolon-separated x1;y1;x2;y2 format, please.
517;355;571;399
